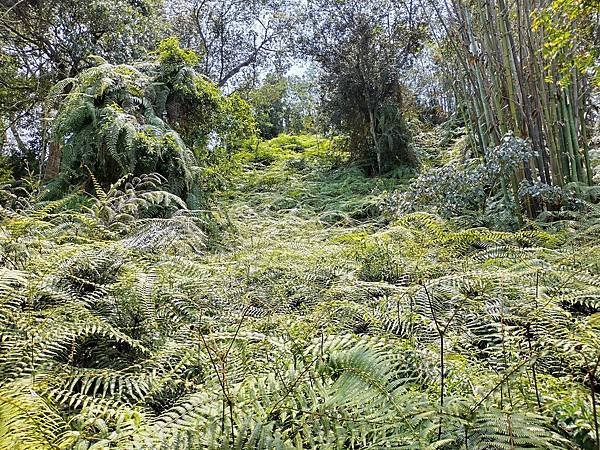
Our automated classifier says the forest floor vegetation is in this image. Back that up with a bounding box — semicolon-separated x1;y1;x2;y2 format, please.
1;134;600;449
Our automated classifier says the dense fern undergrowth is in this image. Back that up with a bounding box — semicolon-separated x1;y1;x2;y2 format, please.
1;135;600;449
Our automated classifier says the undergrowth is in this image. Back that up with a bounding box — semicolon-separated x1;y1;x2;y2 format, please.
1;134;599;449
229;134;412;225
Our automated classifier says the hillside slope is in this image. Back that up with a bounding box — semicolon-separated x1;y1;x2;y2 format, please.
1;135;599;449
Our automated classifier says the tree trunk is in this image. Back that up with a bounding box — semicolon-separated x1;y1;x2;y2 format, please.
9;120;28;155
44;141;61;180
369;108;382;175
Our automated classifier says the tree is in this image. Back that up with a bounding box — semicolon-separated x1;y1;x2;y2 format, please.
299;0;426;174
0;0;163;80
167;0;296;88
533;0;600;86
47;38;255;203
0;0;165;167
247;73;318;139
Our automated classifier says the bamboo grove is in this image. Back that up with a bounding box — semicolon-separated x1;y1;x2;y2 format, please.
430;0;598;216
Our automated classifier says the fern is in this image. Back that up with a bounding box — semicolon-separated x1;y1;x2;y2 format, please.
1;135;599;448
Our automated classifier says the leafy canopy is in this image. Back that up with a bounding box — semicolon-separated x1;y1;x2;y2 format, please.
48;38;255;204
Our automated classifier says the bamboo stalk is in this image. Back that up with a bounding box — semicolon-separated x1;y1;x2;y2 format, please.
430;0;594;217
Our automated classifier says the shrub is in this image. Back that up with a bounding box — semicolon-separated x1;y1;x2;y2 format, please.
389;133;584;227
